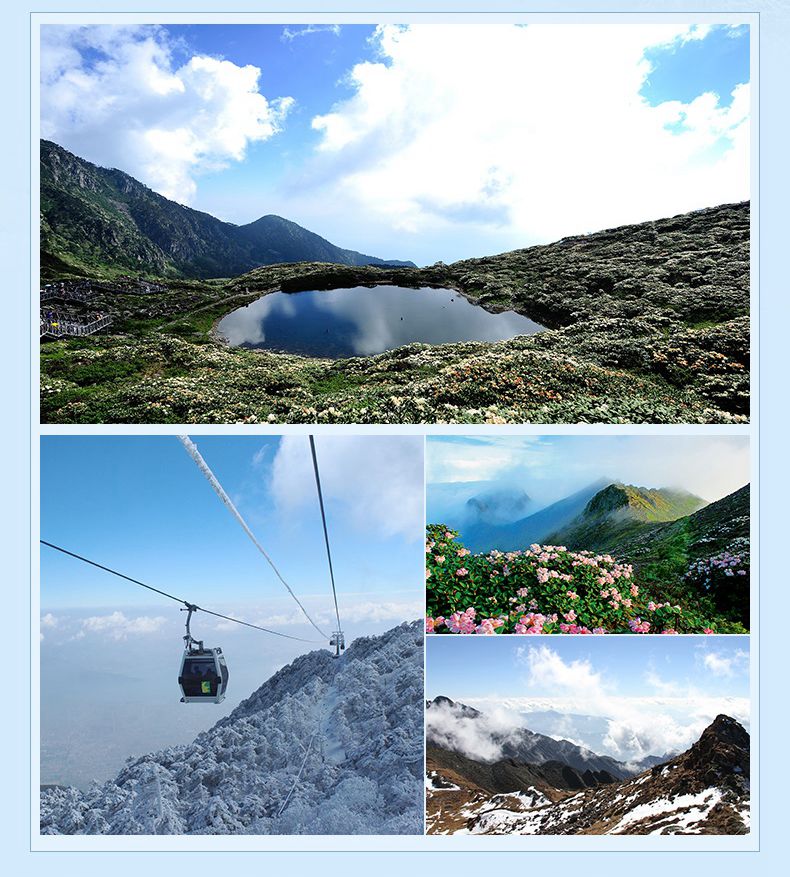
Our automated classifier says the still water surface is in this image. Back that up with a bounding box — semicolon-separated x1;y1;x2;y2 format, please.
217;285;545;358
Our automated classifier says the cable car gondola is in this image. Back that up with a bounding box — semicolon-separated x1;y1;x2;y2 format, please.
178;605;229;704
330;630;345;658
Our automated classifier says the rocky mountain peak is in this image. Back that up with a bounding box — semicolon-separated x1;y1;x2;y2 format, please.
677;715;750;785
427;696;481;718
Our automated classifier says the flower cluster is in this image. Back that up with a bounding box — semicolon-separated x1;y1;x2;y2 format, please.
426;525;727;635
683;543;750;628
427;608;506;635
687;550;748;586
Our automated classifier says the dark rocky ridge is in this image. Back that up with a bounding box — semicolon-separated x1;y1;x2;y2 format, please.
428;745;618;794
427;714;750;835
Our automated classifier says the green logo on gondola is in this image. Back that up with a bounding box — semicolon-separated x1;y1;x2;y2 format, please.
201;680;211;694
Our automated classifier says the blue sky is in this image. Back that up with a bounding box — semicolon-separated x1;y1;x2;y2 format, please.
641;24;749;107
426;434;750;512
41;435;423;615
40;22;750;265
426;635;750;762
427;635;749;701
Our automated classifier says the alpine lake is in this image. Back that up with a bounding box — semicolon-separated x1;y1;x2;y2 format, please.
216;284;546;358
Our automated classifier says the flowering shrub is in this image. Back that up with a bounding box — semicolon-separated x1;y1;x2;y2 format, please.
685;544;749;626
40;259;748;426
425;525;728;635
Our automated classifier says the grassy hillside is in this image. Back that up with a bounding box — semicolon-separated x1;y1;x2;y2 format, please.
609;485;750;625
41;201;750;424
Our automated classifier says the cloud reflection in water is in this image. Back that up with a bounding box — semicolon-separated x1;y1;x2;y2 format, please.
217;285;545;358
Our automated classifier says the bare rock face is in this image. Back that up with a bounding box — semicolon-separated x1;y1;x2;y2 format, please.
41;622;424;835
676;714;750;790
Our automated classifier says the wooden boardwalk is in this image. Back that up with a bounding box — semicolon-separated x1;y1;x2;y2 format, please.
40;312;113;338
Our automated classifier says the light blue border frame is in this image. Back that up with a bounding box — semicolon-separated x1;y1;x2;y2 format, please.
2;0;784;872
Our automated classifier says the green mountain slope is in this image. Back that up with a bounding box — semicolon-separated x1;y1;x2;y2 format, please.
463;479;610;553
547;483;707;551
610;484;750;625
40;140;413;279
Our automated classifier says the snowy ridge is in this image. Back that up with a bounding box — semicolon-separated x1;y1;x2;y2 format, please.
427;714;750;835
41;621;424;835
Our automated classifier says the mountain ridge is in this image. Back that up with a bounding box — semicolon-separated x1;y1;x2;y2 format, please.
427;713;750;835
461;479;611;553
426;696;635;780
546;483;708;551
40;139;415;279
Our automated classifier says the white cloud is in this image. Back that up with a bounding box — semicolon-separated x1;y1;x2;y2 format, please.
281;24;341;42
80;610;167;640
269;436;423;541
426;699;525;762
309;23;749;248
426;436;549;484
464;693;750;765
702;648;749;677
426;435;749;504
41;25;294;203
336;599;423;623
211;594;421;632
518;644;608;702
476;643;753;762
40;612;59;641
645;668;684;697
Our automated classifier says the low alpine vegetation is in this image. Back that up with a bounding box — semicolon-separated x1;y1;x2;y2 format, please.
425;525;745;635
